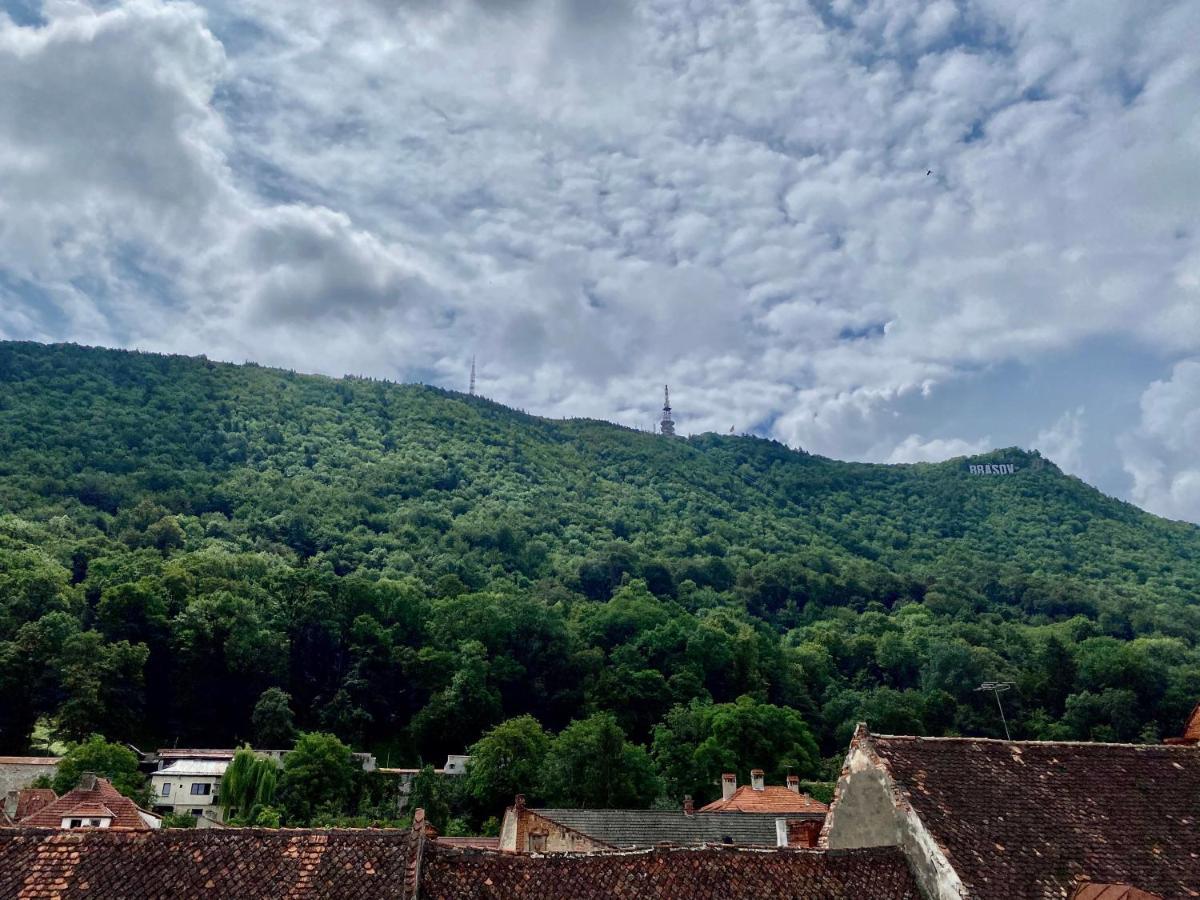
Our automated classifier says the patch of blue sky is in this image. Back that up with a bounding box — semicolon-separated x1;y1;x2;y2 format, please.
0;271;67;335
0;0;45;27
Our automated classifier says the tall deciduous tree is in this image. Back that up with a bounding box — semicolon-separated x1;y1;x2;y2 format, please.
540;713;660;808
277;732;357;825
53;734;150;806
252;688;297;748
222;746;280;822
465;715;551;813
653;696;820;804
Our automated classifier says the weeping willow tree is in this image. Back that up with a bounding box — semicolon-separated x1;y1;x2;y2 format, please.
222;746;280;823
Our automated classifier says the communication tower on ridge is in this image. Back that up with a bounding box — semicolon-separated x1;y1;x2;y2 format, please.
660;385;676;437
469;356;476;396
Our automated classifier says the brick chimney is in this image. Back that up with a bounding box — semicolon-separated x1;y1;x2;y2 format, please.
750;769;765;791
683;795;694;816
515;794;526;812
721;773;736;801
786;775;800;794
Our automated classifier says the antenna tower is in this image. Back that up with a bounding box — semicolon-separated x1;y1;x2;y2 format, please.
660;385;676;437
469;356;476;396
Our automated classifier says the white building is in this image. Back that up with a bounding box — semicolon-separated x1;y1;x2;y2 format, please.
151;760;227;824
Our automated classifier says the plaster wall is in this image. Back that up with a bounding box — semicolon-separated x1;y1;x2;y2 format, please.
0;761;58;798
824;744;967;900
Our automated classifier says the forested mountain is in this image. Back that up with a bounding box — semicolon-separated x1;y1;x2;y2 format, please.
3;341;1200;798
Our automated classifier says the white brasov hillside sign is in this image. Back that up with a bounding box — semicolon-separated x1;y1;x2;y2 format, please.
969;464;1018;475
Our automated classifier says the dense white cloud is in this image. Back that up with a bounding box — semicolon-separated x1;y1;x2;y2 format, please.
1;0;1198;517
887;434;991;465
1034;408;1087;480
1120;362;1200;522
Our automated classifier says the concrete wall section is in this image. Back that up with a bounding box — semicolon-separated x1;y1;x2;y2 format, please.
0;760;59;798
823;741;967;900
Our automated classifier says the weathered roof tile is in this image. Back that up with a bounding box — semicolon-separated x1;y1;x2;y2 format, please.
699;786;827;815
869;734;1200;900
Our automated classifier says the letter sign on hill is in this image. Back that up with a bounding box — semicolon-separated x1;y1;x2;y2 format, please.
968;463;1018;475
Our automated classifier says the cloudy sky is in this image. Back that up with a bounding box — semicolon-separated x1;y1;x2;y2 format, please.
1;0;1199;520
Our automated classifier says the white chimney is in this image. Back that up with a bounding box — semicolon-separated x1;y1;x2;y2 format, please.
786;775;800;794
751;769;765;791
721;773;736;801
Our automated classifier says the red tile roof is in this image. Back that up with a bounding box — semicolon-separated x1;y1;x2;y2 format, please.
699;785;828;815
19;777;150;830
862;732;1200;900
1164;704;1200;745
1071;885;1163;900
434;836;500;850
60;802;117;820
423;843;920;899
0;826;921;899
0;827;424;899
13;790;57;822
0;757;60;767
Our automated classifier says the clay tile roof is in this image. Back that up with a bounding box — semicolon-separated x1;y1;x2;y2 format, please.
0;827;426;899
0;757;60;766
529;809;783;847
1071;884;1164;900
13;789;57;822
60;802;117;820
0;826;920;899
19;777;150;830
867;733;1200;900
699;785;828;815
422;843;921;899
1164;704;1200;745
434;836;500;850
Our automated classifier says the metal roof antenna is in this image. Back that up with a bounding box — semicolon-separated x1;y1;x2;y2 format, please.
976;681;1015;740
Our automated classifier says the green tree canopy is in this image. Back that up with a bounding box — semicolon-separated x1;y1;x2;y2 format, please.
277;732;357;825
540;713;660;808
653;696;821;803
221;746;280;822
252;688;297;748
465;715;551;812
409;764;452;831
52;734;149;806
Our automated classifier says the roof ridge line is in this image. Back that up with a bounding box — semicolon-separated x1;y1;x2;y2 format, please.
873;733;1198;749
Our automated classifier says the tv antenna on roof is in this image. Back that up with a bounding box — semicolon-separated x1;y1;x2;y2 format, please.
976;682;1015;740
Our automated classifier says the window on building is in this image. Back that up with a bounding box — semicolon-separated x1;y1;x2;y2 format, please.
68;819;82;828
161;783;171;796
190;783;212;796
528;832;547;852
191;809;204;817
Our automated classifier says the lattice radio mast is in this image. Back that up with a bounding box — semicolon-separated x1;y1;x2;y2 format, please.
660;385;676;437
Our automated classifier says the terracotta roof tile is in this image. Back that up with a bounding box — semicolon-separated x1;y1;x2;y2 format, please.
0;826;921;899
13;790;57;822
529;808;782;847
434;836;500;850
867;734;1200;900
1164;704;1200;745
422;843;920;899
19;777;149;830
0;827;424;899
699;786;828;815
1071;884;1164;900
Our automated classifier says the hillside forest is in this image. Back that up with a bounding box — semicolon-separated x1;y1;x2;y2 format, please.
3;341;1200;824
